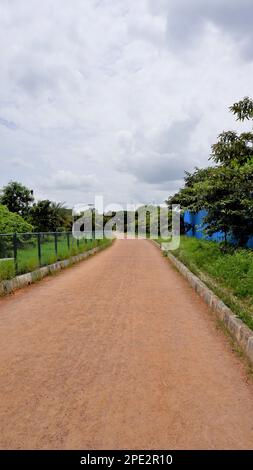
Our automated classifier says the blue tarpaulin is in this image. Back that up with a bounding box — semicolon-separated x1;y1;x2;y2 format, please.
184;210;253;248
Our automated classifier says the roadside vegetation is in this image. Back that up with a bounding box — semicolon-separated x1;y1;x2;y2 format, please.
158;235;253;330
0;237;111;282
167;97;253;247
162;97;253;330
0;182;111;282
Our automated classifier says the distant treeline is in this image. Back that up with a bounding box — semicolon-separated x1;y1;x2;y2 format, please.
0;181;170;236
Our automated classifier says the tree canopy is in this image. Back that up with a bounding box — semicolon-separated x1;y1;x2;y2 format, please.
167;97;253;246
0;204;33;234
29;200;71;232
0;181;34;218
0;181;73;233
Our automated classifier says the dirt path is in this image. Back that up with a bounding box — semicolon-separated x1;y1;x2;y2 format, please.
0;240;253;450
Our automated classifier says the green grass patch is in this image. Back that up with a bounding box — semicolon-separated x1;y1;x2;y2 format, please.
0;259;15;281
158;236;253;330
0;236;111;281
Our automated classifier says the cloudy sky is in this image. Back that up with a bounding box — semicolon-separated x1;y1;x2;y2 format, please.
0;0;253;208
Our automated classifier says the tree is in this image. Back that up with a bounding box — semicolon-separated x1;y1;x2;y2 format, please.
167;97;253;246
0;204;34;258
206;97;253;245
167;167;215;213
29;200;70;232
0;204;33;234
166;167;215;234
50;202;73;231
62;208;73;231
0;181;34;218
230;96;253;122
191;163;253;246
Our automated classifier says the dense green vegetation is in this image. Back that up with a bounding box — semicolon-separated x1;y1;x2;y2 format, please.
0;181;72;232
0;182;112;281
167;97;253;247
0;181;34;218
0;237;111;281
163;98;253;328
160;236;253;330
0;204;33;234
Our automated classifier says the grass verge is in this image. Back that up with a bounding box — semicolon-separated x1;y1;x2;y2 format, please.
157;236;253;331
0;237;112;281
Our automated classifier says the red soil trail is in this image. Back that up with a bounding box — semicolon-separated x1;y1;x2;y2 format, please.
0;239;253;449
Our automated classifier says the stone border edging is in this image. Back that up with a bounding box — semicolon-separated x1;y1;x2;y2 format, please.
152;240;253;365
0;244;107;297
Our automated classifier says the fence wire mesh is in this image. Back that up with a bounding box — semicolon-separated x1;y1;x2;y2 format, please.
0;231;100;281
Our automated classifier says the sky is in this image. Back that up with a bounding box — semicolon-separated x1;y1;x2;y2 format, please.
0;0;253;208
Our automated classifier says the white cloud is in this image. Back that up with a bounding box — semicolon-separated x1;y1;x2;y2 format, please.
44;170;97;190
0;0;252;206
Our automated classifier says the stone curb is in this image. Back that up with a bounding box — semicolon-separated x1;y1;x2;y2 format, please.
0;245;105;297
152;240;253;366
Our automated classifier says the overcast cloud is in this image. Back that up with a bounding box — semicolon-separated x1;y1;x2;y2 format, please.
0;0;252;207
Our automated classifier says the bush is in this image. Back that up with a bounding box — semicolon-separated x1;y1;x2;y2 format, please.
168;236;253;329
0;204;33;234
173;237;253;299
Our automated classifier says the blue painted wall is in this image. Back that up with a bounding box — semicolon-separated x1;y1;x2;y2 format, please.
184;210;253;248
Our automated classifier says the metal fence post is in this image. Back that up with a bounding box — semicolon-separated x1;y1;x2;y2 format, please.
158;205;161;238
67;232;70;250
13;233;18;274
37;233;42;266
54;233;58;257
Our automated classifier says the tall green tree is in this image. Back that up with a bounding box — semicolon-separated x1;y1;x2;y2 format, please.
167;97;253;246
205;97;253;245
0;181;34;218
167;167;215;213
0;204;34;258
29;200;69;232
0;204;33;234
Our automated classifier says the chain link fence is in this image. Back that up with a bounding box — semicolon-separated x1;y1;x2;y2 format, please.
0;231;102;281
